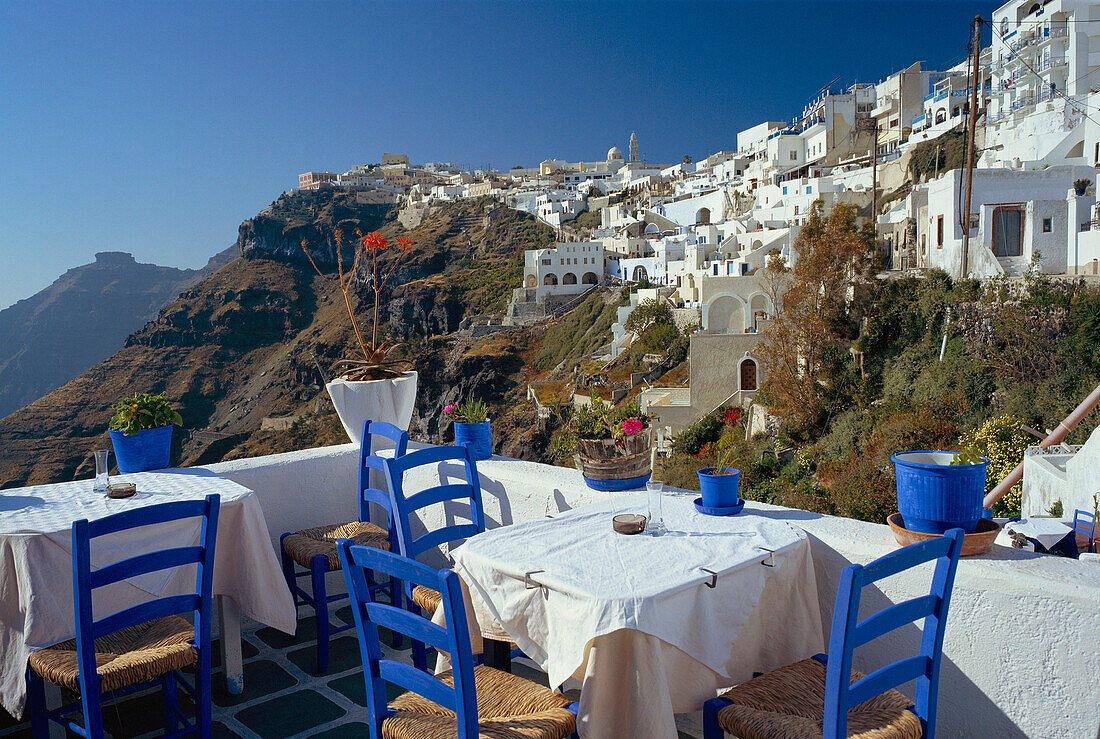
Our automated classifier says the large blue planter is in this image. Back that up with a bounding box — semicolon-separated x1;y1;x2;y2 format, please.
454;420;492;461
109;425;174;474
582;473;651;491
893;451;989;534
697;467;741;508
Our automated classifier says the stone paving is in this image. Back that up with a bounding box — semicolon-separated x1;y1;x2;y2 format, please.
1;603;701;738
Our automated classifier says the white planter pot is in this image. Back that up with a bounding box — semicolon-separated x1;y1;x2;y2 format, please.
326;371;418;444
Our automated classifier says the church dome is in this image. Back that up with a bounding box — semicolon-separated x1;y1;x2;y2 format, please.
607;146;623;161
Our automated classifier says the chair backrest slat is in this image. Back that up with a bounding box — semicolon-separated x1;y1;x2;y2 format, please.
338;542;480;737
853;594;938;648
404;483;477;512
383;444;485;561
363;601;452;652
412;525;481;558
358;420;409;528
93;594;201;638
89;546;204;590
846;655;930;707
84;499;212;538
822;528;963;739
378;660;458;711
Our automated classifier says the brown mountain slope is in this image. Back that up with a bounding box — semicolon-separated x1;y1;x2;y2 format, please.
0;194;564;488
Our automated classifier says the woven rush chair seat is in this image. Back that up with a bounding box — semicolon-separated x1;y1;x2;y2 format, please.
283;521;390;570
714;658;923;739
383;664;575;739
28;616;197;694
411;584;442;615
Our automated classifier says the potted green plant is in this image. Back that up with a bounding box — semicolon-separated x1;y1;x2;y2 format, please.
570;397;652;491
108;393;182;473
892;449;989;534
697;441;741;511
303;230;418;444
444;399;492;460
1075;178;1092;196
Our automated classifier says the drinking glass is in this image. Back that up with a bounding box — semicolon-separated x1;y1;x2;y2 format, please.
93;449;110;494
646;481;666;536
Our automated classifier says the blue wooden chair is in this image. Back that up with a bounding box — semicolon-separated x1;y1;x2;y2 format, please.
1072;509;1096;554
280;419;408;672
337;541;577;739
383;443;485;670
26;494;220;739
703;528;965;739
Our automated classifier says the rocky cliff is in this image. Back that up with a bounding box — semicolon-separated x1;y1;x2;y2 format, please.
0;192;560;488
0;247;234;420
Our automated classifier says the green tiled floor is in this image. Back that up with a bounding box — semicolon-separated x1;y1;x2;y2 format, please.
1;603;704;738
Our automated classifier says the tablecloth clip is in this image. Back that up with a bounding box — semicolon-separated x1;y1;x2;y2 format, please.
759;547;776;567
525;570;546;590
700;567;718;588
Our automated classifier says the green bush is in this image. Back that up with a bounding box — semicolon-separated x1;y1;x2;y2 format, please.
641;322;678;352
670;411;723;456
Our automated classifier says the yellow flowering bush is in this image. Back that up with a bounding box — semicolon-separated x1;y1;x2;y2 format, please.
958;414;1032;517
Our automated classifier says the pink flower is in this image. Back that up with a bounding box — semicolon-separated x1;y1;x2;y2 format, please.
622;419;643;436
443;404;457;415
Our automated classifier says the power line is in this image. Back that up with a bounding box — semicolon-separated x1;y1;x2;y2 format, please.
986;18;1100;127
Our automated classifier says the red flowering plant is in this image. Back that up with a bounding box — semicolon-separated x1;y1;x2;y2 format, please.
301;229;414;381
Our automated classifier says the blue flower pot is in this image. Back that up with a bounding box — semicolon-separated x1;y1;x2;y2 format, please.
893;451;989;534
582;473;651;491
109;425;174;474
697;467;741;508
454;420;492;461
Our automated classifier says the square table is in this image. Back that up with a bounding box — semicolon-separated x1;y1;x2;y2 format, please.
1001;517;1077;554
447;494;824;738
0;468;296;719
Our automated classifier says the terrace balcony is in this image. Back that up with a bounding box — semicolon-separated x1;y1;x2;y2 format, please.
2;442;1097;737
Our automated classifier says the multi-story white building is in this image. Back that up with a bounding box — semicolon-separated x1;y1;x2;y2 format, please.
984;0;1096;166
522;242;605;302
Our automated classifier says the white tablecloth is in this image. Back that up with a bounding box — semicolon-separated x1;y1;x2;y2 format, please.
450;495;824;738
0;469;296;718
1002;517;1074;549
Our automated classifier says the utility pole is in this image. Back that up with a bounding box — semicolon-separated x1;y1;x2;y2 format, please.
871;120;879;243
961;15;982;278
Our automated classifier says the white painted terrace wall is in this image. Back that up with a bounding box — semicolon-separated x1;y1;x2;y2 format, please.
204;444;1100;738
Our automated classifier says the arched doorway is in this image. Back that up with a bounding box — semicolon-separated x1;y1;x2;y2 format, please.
563;272;577;285
544;274;558;285
582;272;598;284
525;275;536;288
696;207;711;225
706;296;744;334
632;265;649;282
740;358;758;391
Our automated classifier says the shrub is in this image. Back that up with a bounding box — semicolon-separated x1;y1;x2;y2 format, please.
109;393;182;436
641;322;678;352
670;410;724;455
958;414;1032;517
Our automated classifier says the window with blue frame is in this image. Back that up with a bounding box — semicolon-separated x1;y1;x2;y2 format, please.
806;186;812;194
782;186;788;194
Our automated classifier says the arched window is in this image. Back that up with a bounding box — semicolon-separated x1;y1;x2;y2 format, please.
562;272;577;285
582;272;598;284
935;110;947;124
1000;18;1009;36
740;358;758;391
525;275;536;288
543;274;558;285
696;207;711;225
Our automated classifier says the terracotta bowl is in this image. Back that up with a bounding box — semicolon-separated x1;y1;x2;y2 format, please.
887;512;1000;556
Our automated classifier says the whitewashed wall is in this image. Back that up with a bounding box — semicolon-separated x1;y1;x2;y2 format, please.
205;443;1100;738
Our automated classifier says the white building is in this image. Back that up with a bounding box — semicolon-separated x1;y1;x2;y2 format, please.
912;165;1095;277
984;0;1096;167
522;241;605;302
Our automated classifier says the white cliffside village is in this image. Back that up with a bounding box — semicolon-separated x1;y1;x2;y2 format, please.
291;0;1100;437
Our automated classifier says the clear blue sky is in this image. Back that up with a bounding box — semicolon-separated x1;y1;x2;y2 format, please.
0;0;996;309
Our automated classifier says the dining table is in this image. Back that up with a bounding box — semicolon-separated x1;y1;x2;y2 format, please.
438;492;825;739
0;468;296;719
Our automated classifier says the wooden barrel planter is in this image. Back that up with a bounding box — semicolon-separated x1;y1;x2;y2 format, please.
577;429;652;491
